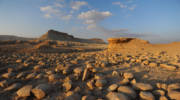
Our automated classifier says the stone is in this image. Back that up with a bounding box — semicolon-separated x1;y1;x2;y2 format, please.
82;68;88;81
95;79;107;87
160;64;176;70
152;89;165;96
139;91;155;100
25;73;37;79
4;83;22;91
48;74;60;81
0;80;9;87
112;71;119;76
35;73;44;79
86;63;93;69
16;59;22;63
81;95;96;100
119;78;130;85
118;86;136;99
123;72;134;79
46;70;54;75
2;72;15;78
133;83;153;91
168;91;180;100
87;80;94;90
63;81;72;91
94;74;104;80
159;96;168;100
16;85;32;97
73;67;83;75
130;78;136;84
106;92;129;100
149;63;157;67
65;92;81;100
33;65;42;70
156;83;168;90
108;84;118;92
168;83;180;92
32;84;51;99
16;72;26;79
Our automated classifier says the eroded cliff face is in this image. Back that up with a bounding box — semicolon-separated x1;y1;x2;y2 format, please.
39;29;106;44
108;37;150;52
40;30;74;41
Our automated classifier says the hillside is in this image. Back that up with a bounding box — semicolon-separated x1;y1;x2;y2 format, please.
0;35;33;41
39;29;106;44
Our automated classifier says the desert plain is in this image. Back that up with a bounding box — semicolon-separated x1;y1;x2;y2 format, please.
1;30;180;100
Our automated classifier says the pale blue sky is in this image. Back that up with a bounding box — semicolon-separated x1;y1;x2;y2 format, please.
0;0;180;43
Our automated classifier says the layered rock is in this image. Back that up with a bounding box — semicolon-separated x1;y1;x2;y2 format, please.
40;30;74;41
108;37;150;51
39;29;105;44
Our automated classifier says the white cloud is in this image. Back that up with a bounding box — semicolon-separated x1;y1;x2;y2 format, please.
78;10;142;38
78;10;112;25
44;13;52;18
128;4;136;11
62;14;72;20
112;1;136;11
40;1;88;20
71;1;88;10
112;2;127;8
40;6;59;14
54;3;64;8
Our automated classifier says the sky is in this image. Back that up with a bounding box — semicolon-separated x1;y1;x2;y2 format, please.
0;0;180;43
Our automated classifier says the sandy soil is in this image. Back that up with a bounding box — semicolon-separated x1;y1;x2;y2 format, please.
0;39;180;100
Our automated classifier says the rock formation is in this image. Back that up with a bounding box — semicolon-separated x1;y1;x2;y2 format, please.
39;29;105;44
40;30;74;41
108;37;150;51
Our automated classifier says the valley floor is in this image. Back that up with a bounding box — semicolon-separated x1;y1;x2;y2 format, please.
0;40;180;100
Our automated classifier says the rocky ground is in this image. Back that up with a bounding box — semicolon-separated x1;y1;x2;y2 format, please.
1;38;180;100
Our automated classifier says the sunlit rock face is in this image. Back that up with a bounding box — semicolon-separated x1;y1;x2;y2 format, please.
40;29;74;41
108;37;150;51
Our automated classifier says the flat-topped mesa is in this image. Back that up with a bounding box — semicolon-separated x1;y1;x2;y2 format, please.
40;29;74;41
108;37;150;51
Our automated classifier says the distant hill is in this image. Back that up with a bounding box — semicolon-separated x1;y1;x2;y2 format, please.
39;29;106;44
0;35;33;41
0;30;106;44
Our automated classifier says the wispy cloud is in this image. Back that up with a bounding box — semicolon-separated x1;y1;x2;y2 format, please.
40;5;60;18
40;0;143;38
78;10;143;38
78;10;112;27
112;2;128;8
112;1;137;11
71;1;88;10
40;0;88;20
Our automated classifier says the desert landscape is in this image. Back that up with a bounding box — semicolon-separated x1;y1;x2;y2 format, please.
0;30;180;100
1;0;180;100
